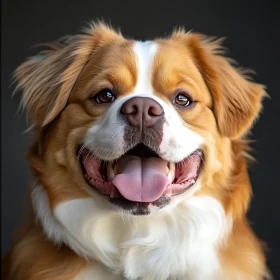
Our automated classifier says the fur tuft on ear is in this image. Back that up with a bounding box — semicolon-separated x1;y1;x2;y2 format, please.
172;32;267;139
13;22;122;127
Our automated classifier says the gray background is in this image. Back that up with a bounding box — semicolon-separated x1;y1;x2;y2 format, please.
2;0;279;278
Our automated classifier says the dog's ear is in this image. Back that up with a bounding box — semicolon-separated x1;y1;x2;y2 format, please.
173;31;267;139
13;23;122;127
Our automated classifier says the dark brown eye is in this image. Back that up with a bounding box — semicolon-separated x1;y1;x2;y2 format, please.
174;93;192;107
94;89;116;104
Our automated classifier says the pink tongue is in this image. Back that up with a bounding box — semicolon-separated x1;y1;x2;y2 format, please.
112;156;170;202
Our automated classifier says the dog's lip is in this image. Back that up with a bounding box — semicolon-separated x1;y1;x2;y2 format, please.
79;144;203;206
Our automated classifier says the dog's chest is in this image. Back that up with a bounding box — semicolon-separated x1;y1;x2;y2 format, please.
67;196;230;280
34;187;230;280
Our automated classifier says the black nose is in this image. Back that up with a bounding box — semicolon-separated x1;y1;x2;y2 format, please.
120;97;164;127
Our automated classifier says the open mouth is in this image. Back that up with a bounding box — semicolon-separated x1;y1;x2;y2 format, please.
79;143;203;213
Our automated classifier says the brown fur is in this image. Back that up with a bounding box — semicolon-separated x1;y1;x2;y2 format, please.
4;23;270;279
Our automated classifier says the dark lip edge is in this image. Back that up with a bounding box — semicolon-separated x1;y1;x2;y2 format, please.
78;144;203;163
78;145;204;206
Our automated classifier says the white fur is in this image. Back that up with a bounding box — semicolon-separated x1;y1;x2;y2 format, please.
158;108;203;162
83;101;126;161
133;41;158;96
32;185;232;279
32;186;66;244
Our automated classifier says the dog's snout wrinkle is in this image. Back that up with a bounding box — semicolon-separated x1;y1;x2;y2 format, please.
121;97;164;128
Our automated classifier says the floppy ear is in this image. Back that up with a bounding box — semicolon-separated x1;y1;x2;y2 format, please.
173;32;267;139
13;23;122;127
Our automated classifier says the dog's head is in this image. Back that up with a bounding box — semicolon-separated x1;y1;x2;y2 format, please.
14;24;266;217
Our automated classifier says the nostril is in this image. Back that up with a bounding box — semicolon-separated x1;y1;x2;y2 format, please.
121;103;138;115
148;107;157;116
148;105;163;117
131;104;138;115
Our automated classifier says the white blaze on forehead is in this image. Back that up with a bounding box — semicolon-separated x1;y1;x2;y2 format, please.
133;41;158;95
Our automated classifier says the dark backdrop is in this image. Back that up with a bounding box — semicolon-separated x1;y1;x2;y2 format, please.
2;0;279;278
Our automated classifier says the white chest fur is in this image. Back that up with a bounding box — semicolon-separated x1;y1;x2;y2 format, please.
32;186;231;280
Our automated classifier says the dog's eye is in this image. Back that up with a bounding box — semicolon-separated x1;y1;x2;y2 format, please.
94;89;116;104
174;93;192;107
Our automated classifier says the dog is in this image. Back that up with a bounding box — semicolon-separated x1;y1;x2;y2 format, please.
3;22;270;280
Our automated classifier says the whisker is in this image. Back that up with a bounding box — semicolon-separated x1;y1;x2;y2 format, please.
77;139;94;161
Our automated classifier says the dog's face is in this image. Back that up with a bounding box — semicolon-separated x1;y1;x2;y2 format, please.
76;38;209;214
15;24;265;216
